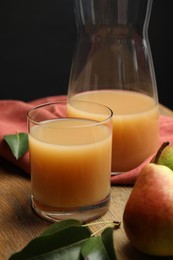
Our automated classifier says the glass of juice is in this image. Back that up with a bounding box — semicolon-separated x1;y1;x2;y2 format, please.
27;100;113;222
67;0;159;174
67;91;159;173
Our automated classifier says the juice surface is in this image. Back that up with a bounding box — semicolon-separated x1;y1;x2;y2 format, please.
29;118;112;208
69;90;159;172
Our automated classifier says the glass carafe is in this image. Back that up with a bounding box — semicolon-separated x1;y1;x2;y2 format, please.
67;0;159;174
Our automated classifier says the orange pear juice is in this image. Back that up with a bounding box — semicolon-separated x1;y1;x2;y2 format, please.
68;90;159;172
29;118;112;209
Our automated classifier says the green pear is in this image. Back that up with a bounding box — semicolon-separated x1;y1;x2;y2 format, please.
156;142;173;170
123;163;173;256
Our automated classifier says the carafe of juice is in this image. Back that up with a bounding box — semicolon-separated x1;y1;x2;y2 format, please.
67;0;159;174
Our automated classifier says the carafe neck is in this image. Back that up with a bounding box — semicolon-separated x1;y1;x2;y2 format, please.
74;0;152;37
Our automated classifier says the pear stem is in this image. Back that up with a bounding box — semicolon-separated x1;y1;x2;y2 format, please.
90;221;121;237
154;142;170;164
82;220;121;236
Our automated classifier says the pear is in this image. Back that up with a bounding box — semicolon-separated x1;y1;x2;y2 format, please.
123;163;173;256
155;142;173;170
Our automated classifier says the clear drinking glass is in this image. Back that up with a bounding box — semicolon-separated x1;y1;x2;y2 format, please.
68;0;159;174
27;100;112;222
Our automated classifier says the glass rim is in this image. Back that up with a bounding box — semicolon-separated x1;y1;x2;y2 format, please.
27;100;113;128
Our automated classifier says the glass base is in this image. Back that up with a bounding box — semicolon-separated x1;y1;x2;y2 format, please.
111;171;126;176
31;195;110;223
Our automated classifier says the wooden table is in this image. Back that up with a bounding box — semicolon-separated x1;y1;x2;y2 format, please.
0;104;173;260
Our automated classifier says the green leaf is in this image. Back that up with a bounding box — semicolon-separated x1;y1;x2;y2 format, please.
81;227;116;260
41;219;82;237
81;236;109;260
9;219;118;260
101;227;117;260
9;219;91;260
3;133;28;159
26;239;87;260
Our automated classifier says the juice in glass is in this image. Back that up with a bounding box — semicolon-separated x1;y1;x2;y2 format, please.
68;90;159;172
27;101;112;222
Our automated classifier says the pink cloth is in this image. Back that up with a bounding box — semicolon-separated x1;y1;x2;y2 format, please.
0;95;66;174
0;96;173;186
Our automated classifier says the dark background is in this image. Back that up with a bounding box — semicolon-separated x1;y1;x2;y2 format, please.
0;1;172;109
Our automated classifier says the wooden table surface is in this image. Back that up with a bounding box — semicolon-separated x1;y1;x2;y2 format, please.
0;104;173;260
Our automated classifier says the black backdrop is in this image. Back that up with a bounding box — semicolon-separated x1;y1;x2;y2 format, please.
0;1;172;109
